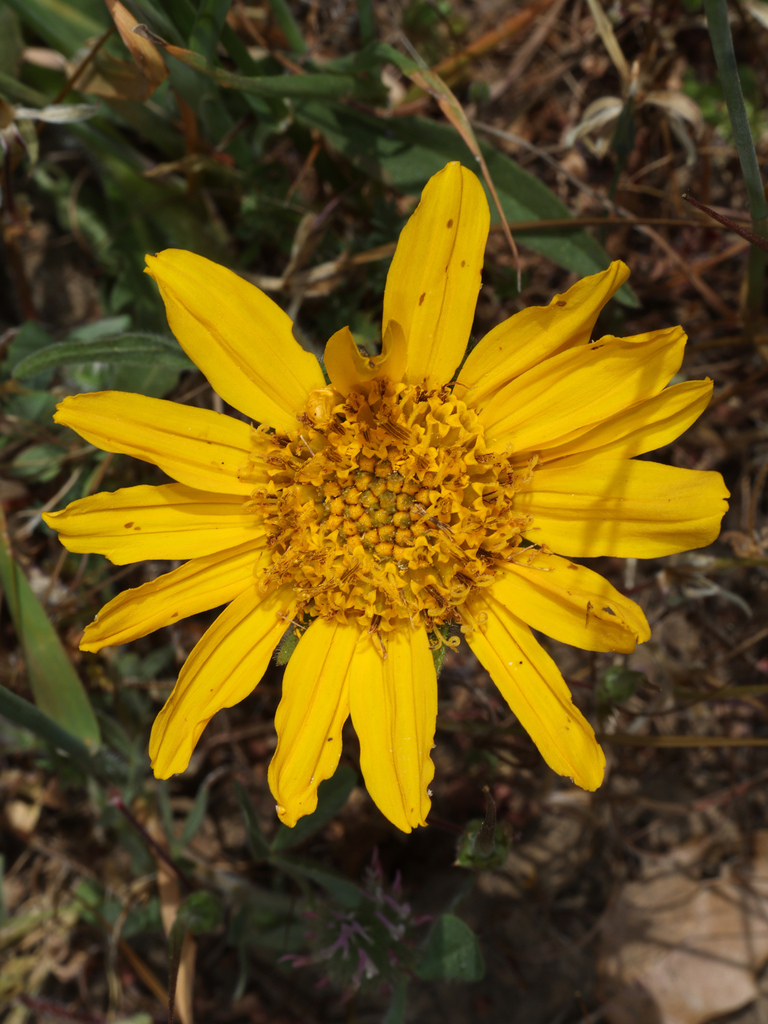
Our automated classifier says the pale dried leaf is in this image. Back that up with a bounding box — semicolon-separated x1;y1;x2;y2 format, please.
147;818;197;1024
584;0;630;85
644;91;704;134
745;0;768;30
563;95;623;155
600;831;768;1024
104;0;168;95
14;104;99;124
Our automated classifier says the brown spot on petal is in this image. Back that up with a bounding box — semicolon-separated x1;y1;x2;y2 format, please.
124;522;134;528
418;292;426;305
447;218;454;228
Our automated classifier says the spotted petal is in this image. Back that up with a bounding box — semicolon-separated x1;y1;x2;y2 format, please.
54;392;262;496
538;379;713;464
480;326;687;451
81;541;262;652
146;249;325;430
467;594;605;790
458;261;629;407
150;584;295;778
383;162;489;387
43;483;263;564
493;551;650;653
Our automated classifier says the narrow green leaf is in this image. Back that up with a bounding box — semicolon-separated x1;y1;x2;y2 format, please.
0;508;100;750
3;0;105;55
179;785;210;846
265;0;306;53
233;779;271;862
270;764;357;853
383;977;408;1024
415;913;485;982
278;857;361;910
356;0;375;46
190;0;232;64
12;334;195;379
0;683;96;775
0;6;24;77
165;45;363;99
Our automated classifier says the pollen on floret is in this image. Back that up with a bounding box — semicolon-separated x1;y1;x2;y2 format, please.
243;379;532;643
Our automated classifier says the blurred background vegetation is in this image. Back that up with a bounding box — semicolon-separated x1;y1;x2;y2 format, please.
2;1;768;1022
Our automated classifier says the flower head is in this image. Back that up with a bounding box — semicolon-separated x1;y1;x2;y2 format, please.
44;162;729;832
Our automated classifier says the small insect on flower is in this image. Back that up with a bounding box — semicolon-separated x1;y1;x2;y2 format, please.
44;162;729;832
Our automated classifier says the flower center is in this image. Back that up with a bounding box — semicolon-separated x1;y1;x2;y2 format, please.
245;380;533;645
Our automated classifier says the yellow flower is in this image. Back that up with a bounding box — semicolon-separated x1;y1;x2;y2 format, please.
43;162;729;833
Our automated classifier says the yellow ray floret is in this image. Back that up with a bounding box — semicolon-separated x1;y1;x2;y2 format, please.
145;249;326;430
43;160;729;833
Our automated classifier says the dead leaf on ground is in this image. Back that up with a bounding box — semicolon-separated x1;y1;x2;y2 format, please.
599;831;768;1024
146;816;197;1024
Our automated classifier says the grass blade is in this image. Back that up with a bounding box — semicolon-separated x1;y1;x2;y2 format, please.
0;507;100;750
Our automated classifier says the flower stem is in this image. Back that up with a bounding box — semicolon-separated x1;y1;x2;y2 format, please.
703;0;767;324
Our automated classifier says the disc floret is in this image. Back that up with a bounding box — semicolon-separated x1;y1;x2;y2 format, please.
246;378;533;642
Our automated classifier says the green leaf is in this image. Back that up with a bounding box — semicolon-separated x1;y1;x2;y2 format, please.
5;321;56;387
0;684;97;776
13;334;195;380
278;857;361;910
3;0;105;55
357;0;375;46
233;779;271;862
166;46;364;100
173;890;223;937
294;100;638;304
0;6;23;78
383;977;408;1024
9;443;66;483
179;785;209;846
415;913;485;982
265;0;306;54
190;0;233;64
270;764;357;852
0;508;100;751
597;666;647;705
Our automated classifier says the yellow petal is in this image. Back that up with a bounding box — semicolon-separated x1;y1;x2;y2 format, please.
516;459;729;558
81;541;262;652
382;162;489;387
348;627;436;832
324;320;407;396
457;261;629;407
150;584;295;778
493;550;650;653
539;379;713;464
480;326;686;451
43;483;263;565
145;249;325;430
54;392;262;496
467;595;605;790
268;618;354;827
